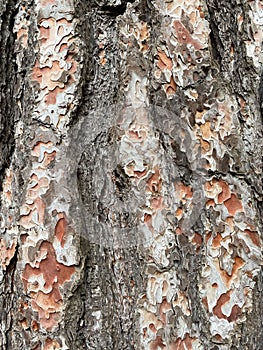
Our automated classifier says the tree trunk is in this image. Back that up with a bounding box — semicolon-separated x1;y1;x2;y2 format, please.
0;0;262;349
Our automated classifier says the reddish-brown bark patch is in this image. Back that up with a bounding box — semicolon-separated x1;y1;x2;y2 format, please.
165;76;177;96
213;290;231;319
244;229;260;246
192;232;203;246
144;213;153;231
219;256;245;288
202;296;209;311
55;216;67;247
22;241;75;329
217;180;231;204
44;338;61;350
174;182;193;201
212;233;222;248
147;167;162;194
228;304;242;322
44;87;64;105
149;336;166;350
43;151;56;167
149;323;157;334
157;50;173;70
224;194;244;216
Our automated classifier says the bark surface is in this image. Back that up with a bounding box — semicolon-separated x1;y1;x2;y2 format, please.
0;0;262;349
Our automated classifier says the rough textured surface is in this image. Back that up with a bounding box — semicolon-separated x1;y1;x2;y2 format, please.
0;0;262;349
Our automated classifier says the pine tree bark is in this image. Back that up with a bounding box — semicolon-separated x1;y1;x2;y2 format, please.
0;0;262;349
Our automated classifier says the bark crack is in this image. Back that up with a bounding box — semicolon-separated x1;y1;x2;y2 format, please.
0;0;21;205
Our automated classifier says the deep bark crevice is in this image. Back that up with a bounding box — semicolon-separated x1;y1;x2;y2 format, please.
99;1;136;17
0;0;20;205
0;242;18;350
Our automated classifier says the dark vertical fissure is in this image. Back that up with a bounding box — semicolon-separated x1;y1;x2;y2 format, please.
0;0;21;205
66;2;145;349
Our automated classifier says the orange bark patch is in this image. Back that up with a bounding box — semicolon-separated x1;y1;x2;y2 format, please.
44;338;61;350
162;280;169;295
200;139;210;152
224;194;244;216
128;129;146;141
225;217;235;231
99;50;107;65
176;227;182;235
20;318;29;330
200;121;213;140
157;50;173;70
139;22;149;53
59;43;68;52
217;180;231;204
55;217;67;247
35;197;46;224
165;76;177;96
174;182;193;201
175;207;183;220
31;320;39;332
197;6;205;19
219;256;245;288
173;20;202;50
212;233;222;248
31;62;43;85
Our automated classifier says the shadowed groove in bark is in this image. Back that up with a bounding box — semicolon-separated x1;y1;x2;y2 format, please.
65;2;147;348
0;240;19;349
0;0;20;205
239;267;263;349
206;0;260;108
99;0;136;17
207;0;263;195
